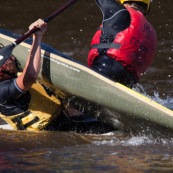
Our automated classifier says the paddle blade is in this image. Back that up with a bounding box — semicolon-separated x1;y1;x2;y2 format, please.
0;43;16;67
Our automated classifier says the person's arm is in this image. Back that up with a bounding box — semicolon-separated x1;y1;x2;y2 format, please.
16;19;47;91
96;0;130;36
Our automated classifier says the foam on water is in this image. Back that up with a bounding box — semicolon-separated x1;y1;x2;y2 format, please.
151;92;173;110
133;84;173;110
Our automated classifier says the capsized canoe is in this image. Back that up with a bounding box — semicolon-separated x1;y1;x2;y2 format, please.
1;28;173;133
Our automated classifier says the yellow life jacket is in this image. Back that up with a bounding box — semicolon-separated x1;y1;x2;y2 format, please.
0;81;62;131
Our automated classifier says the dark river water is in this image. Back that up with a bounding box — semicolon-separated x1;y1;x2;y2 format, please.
1;0;173;172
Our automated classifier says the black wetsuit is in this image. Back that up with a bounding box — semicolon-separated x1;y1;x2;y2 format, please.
0;79;30;116
89;0;137;87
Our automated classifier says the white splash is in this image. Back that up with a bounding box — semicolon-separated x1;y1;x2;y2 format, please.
0;55;4;60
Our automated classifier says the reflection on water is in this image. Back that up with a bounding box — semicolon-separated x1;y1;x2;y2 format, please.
0;0;173;172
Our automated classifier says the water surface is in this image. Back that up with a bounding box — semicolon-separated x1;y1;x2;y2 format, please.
0;0;173;172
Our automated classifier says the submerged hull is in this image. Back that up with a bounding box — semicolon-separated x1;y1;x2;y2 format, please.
0;28;173;133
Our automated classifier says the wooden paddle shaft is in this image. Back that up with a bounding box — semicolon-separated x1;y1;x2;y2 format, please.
15;0;78;45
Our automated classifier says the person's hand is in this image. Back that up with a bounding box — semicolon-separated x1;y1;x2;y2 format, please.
29;19;47;38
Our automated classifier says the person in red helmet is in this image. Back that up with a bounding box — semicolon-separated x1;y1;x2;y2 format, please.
88;0;156;88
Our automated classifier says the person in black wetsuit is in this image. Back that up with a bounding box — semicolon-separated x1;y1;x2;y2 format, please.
0;19;62;131
88;0;157;88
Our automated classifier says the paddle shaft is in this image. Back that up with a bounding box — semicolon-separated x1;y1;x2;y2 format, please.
0;0;78;68
15;0;78;45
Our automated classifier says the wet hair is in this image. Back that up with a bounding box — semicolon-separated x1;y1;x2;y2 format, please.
124;1;149;15
13;55;23;72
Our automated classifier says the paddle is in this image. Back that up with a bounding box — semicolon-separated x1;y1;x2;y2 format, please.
0;0;78;67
